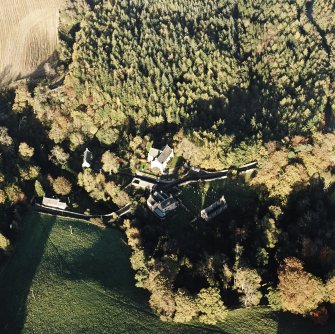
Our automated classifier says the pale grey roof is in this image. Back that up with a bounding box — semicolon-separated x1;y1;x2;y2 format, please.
148;147;160;159
42;197;67;210
147;190;178;217
157;145;173;164
131;178;155;190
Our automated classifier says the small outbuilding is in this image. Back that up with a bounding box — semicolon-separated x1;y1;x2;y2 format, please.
148;145;174;174
131;178;155;190
42;197;67;210
82;148;92;169
201;195;227;221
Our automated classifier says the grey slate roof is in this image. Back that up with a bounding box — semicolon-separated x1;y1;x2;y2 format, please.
157;145;173;164
201;195;227;221
83;148;92;163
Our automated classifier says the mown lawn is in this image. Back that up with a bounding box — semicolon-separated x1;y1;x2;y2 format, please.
0;212;332;334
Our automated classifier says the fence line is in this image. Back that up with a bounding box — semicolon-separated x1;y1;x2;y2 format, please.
32;203;132;222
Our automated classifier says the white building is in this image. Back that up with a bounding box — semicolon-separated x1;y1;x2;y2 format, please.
131;178;155;190
147;190;178;218
82;148;92;168
148;145;174;174
42;197;67;210
201;195;227;221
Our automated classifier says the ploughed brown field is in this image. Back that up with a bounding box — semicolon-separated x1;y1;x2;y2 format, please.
0;0;64;84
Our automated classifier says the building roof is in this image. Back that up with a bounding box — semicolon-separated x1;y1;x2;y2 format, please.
154;208;166;218
201;196;227;221
147;190;178;217
83;148;92;165
131;178;155;190
42;197;67;210
204;196;226;212
148;148;160;159
159;197;177;210
157;145;173;164
152;191;169;202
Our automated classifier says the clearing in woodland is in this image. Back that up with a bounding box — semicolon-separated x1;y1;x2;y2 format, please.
0;0;64;84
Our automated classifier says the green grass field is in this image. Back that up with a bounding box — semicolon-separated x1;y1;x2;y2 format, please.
0;212;332;333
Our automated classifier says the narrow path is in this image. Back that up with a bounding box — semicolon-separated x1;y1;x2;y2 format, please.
135;161;258;191
32;203;131;222
33;162;257;222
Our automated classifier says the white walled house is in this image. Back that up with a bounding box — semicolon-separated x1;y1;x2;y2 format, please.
147;190;178;218
148;145;174;174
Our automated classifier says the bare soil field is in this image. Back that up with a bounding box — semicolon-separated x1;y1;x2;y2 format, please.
0;0;64;84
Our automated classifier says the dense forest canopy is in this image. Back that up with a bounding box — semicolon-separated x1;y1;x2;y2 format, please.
50;0;333;146
0;0;335;327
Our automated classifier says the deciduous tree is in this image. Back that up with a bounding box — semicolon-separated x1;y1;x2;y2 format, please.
234;267;262;307
53;176;72;196
277;257;326;315
101;151;119;174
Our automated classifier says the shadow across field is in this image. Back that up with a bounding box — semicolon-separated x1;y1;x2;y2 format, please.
1;213;226;334
2;212;334;333
0;214;55;334
0;51;58;86
52;219;150;307
276;312;335;334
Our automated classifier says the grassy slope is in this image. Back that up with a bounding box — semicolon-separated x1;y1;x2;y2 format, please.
0;212;332;334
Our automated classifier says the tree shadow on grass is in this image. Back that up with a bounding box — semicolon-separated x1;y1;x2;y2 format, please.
53;220;149;307
276;311;335;334
199;178;268;261
0;51;59;86
0;213;55;334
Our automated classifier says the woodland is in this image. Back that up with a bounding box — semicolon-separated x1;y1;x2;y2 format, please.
0;0;335;327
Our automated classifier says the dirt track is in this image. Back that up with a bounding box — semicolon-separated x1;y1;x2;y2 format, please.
0;0;64;84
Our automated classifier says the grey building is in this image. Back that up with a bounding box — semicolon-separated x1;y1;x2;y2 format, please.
201;195;227;221
147;190;178;218
82;148;92;168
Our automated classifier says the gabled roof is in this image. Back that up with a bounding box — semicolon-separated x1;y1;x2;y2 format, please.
159;197;177;210
147;190;178;217
148;147;160;159
157;145;173;164
83;148;92;162
201;195;227;221
82;148;92;168
42;197;67;210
